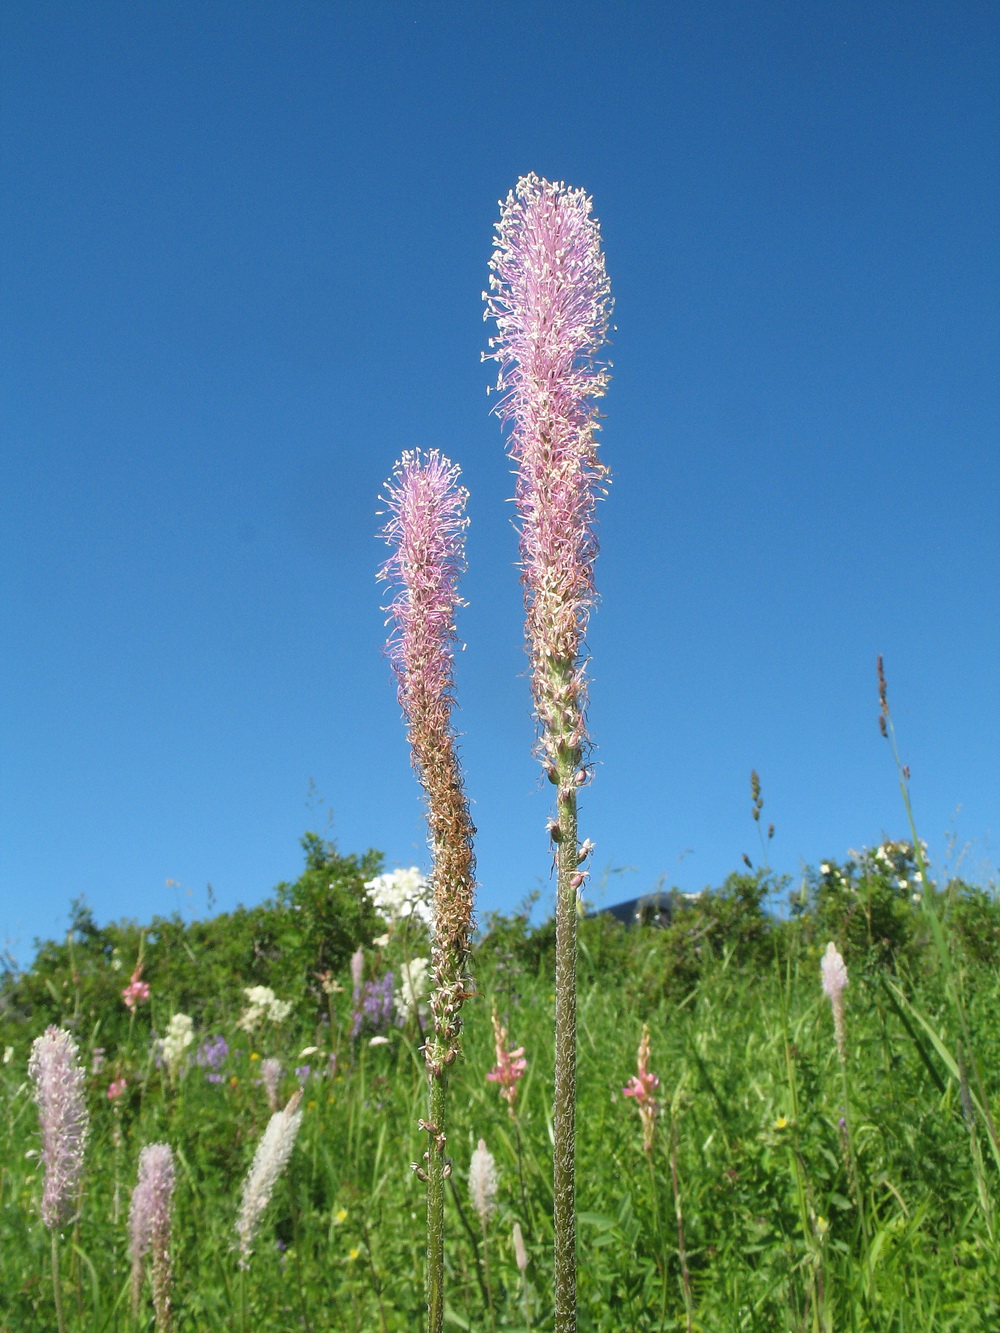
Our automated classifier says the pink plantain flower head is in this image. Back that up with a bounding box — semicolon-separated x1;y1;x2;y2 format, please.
129;1143;175;1328
121;962;150;1011
28;1025;90;1230
468;1138;498;1227
486;1002;527;1116
484;173;612;773
622;1024;660;1154
260;1057;282;1113
821;941;849;1062
378;449;476;1071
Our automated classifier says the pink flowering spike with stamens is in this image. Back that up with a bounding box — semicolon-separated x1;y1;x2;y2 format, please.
484;173;612;768
378;449;476;1040
622;1024;659;1154
129;1143;175;1326
378;447;477;1332
821;942;849;1061
28;1026;90;1230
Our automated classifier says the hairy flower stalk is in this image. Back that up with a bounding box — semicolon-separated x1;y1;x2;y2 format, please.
129;1143;175;1330
28;1026;90;1333
237;1090;304;1265
485;173;611;1333
378;449;476;1333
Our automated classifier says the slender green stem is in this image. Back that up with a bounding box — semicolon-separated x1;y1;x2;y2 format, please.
480;1216;497;1332
668;1123;694;1333
51;1230;67;1333
426;1069;448;1333
553;724;580;1333
447;1172;491;1313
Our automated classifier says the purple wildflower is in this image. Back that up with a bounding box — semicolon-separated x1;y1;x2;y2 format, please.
350;973;396;1041
378;451;477;1072
294;1065;312;1086
28;1026;90;1230
129;1142;175;1327
484;172;612;771
195;1034;229;1084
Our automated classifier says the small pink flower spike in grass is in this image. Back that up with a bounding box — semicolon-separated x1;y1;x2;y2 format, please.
487;1002;527;1117
129;1143;176;1331
623;1024;660;1155
821;942;849;1062
378;448;476;1333
28;1026;90;1333
485;174;611;1333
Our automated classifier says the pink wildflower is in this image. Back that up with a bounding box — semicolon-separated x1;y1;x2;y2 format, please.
122;964;150;1012
622;1024;659;1154
487;1003;527;1116
107;1078;127;1101
378;450;476;1071
129;1142;175;1326
28;1025;90;1229
821;941;849;1062
484;172;612;771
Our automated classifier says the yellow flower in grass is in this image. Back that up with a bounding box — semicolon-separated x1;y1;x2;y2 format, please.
334;1208;347;1225
815;1216;829;1241
348;1246;361;1262
774;1116;789;1130
249;1052;260;1062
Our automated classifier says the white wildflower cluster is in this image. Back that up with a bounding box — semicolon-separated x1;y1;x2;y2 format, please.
238;987;293;1032
394;957;431;1022
158;1015;194;1081
364;867;434;931
821;840;930;904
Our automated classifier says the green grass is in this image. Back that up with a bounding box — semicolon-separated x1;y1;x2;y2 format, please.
2;884;1000;1331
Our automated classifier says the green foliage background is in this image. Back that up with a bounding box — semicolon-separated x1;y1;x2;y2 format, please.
2;836;999;1330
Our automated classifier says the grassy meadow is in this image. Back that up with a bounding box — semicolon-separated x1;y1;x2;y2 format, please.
2;840;1000;1331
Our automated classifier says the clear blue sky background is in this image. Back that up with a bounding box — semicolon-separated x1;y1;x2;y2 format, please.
2;1;997;965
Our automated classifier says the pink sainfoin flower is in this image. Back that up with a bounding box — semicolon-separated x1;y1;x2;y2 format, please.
121;963;150;1012
129;1142;175;1327
821;941;849;1062
107;1078;127;1101
487;1003;527;1116
623;1024;660;1154
378;450;476;1072
484;173;612;772
28;1025;90;1229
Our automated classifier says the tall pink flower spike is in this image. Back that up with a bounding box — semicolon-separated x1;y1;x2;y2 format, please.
484;172;612;771
379;448;476;1333
378;448;476;1066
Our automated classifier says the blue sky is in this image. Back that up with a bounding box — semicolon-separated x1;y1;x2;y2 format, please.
2;1;997;964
